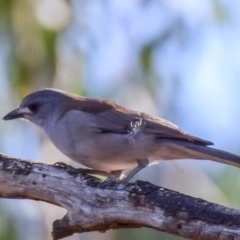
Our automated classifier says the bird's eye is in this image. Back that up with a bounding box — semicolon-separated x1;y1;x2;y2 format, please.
28;103;39;112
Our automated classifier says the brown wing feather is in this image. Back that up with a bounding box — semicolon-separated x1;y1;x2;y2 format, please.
140;112;213;145
86;100;213;146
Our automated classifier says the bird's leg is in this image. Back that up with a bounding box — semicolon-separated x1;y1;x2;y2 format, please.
104;159;149;184
101;159;149;186
121;159;149;184
53;161;148;183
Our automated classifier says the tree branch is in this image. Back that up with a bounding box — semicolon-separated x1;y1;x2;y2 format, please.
0;153;239;240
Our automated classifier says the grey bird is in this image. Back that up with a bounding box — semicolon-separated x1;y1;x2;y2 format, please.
3;88;240;182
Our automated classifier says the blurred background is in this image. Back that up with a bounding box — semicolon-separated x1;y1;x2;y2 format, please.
1;0;240;239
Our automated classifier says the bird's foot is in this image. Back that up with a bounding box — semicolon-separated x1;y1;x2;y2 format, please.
99;159;149;188
54;162;68;168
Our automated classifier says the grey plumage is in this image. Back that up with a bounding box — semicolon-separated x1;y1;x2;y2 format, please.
3;88;240;182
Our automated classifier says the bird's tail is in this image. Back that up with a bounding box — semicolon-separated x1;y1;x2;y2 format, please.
185;143;240;168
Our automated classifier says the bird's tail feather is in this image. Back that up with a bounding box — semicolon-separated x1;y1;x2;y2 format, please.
186;144;240;168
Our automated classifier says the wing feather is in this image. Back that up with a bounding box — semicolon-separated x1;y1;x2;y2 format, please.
93;106;213;146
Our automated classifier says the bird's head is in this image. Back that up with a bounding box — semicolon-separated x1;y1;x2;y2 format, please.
3;89;68;128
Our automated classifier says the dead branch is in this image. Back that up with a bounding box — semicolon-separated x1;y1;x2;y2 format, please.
0;153;239;240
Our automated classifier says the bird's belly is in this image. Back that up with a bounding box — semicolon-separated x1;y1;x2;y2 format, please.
67;137;141;171
61;133;156;171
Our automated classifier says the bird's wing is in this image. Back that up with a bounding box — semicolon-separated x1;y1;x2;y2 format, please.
93;107;213;146
140;112;213;145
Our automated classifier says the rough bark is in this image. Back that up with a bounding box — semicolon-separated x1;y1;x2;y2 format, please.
0;153;239;240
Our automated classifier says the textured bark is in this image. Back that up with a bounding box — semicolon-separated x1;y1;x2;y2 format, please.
0;153;240;240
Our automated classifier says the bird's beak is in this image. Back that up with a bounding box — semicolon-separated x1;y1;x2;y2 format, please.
3;107;29;120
